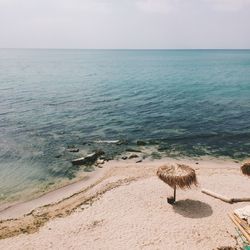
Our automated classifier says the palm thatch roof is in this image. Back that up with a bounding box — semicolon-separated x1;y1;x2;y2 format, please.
157;163;198;189
241;162;250;176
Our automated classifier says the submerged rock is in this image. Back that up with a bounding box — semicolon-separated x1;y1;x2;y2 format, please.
99;155;112;161
126;148;141;153
136;140;147;146
94;149;105;156
72;150;105;166
148;139;160;145
72;156;90;166
67;148;79;153
116;139;128;145
158;145;171;151
128;154;139;159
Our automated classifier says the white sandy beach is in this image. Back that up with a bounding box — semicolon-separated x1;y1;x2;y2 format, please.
0;157;250;250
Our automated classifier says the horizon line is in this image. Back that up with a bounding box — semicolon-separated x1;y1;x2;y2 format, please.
1;48;250;50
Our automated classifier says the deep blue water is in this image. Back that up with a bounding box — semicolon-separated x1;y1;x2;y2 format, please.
0;49;250;203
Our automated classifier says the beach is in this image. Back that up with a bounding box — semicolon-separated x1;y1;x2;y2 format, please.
0;157;249;249
1;2;250;249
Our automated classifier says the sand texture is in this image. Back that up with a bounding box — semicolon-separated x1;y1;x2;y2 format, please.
0;157;249;250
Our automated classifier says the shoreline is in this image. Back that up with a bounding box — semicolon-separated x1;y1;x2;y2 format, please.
0;142;247;210
0;168;103;220
0;155;243;221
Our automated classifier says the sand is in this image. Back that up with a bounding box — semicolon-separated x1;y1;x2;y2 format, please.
0;157;250;250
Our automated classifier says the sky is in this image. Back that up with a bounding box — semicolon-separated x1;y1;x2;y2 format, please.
0;0;249;49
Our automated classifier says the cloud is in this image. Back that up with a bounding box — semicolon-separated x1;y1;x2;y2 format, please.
204;0;250;11
0;0;112;14
60;0;112;14
135;0;250;13
135;0;176;14
0;0;250;49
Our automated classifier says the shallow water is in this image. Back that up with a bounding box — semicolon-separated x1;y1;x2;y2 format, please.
0;49;250;204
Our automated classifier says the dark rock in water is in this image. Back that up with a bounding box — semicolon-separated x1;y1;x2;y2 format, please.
55;154;62;159
128;154;139;159
137;140;147;146
122;156;128;160
67;148;79;153
126;148;142;153
94;149;105;156
136;159;143;163
72;155;93;166
100;155;113;161
158;145;171;151
72;150;105;166
148;139;160;145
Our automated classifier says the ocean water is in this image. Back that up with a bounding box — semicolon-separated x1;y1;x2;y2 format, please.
0;49;250;204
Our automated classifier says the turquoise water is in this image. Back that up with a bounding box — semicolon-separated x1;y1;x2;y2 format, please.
0;49;250;204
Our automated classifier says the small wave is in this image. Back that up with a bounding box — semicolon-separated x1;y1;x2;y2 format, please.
45;100;74;106
0;111;14;116
94;140;120;144
0;87;13;91
8;98;34;105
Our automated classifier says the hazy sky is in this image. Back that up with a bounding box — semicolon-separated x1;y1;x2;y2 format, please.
0;0;250;49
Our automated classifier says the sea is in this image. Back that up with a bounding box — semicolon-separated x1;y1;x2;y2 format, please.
0;49;250;205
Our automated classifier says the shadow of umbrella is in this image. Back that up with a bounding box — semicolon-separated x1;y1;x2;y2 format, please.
173;199;213;218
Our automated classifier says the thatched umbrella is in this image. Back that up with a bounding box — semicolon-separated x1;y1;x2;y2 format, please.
157;163;198;204
241;162;250;176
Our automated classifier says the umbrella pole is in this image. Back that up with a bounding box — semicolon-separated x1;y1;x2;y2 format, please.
173;186;176;203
